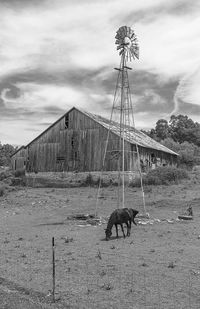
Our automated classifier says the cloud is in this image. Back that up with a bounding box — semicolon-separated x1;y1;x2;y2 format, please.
0;0;200;144
173;66;200;115
122;0;200;25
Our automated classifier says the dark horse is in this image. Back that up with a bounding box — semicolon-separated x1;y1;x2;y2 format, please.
105;208;138;240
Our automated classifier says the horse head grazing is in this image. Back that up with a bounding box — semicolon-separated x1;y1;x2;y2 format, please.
105;228;112;241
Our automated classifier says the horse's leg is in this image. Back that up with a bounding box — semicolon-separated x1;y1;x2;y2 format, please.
120;224;126;238
127;221;131;237
126;222;130;237
115;224;119;238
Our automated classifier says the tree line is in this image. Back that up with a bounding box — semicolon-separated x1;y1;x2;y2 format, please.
0;143;17;167
142;114;200;168
143;114;200;146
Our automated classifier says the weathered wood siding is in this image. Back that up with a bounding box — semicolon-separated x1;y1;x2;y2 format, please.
11;147;27;170
14;108;177;172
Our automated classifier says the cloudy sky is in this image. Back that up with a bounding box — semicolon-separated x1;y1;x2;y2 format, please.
0;0;200;145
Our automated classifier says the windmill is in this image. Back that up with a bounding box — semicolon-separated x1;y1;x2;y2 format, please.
95;26;146;216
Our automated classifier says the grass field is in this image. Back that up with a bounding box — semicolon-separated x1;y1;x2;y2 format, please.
0;170;200;308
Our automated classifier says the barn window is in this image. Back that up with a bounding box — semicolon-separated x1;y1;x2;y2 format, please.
131;144;137;153
65;114;69;128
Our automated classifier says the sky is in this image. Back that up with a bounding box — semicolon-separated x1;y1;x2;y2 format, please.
0;0;200;145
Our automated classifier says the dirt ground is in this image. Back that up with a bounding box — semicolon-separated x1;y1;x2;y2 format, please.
1;171;200;308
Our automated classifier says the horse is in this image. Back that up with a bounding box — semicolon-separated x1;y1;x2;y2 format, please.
105;208;138;240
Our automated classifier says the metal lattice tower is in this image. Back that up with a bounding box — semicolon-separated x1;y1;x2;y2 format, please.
95;26;147;215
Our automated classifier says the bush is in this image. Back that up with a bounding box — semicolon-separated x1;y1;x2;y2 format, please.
147;166;188;184
161;138;200;169
0;184;5;196
0;170;13;181
14;169;25;178
83;173;95;186
11;177;26;186
81;173;111;187
130;166;188;187
144;175;162;186
130;175;162;187
82;173;98;186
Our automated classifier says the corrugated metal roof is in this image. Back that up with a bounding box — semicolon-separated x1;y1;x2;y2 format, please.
79;109;178;156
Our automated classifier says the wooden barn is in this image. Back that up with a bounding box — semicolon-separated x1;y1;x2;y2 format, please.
11;107;178;172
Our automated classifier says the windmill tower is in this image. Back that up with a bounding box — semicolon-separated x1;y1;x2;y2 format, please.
95;26;146;215
113;26;140;208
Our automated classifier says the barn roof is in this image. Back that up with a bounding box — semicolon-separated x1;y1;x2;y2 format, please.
11;107;178;157
78;109;178;156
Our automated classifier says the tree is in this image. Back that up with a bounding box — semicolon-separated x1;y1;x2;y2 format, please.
155;119;169;141
160;138;199;169
0;143;17;167
141;129;159;141
160;137;180;153
169;114;197;144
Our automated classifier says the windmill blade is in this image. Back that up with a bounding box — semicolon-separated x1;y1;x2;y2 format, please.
117;27;123;37
126;27;131;37
117;45;123;50
131;36;138;42
115;25;139;61
120;26;126;37
134;49;139;59
130;31;136;37
128;50;132;62
124;25;128;35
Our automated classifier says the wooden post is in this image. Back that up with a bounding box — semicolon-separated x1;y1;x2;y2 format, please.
52;237;55;302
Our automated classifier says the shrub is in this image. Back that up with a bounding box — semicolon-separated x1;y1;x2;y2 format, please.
11;177;26;186
144;175;162;186
14;168;25;178
161;138;199;169
130;166;188;187
130;175;162;187
0;184;5;196
81;173;97;186
84;173;94;186
146;166;188;185
81;174;111;187
0;170;13;181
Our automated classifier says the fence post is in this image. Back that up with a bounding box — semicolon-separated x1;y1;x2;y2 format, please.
52;237;55;302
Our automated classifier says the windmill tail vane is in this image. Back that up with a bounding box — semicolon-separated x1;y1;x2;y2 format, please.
115;25;139;61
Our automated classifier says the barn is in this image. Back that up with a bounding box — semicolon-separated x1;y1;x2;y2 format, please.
11;107;178;172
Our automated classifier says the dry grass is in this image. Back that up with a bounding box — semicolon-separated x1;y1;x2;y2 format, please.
0;171;200;308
